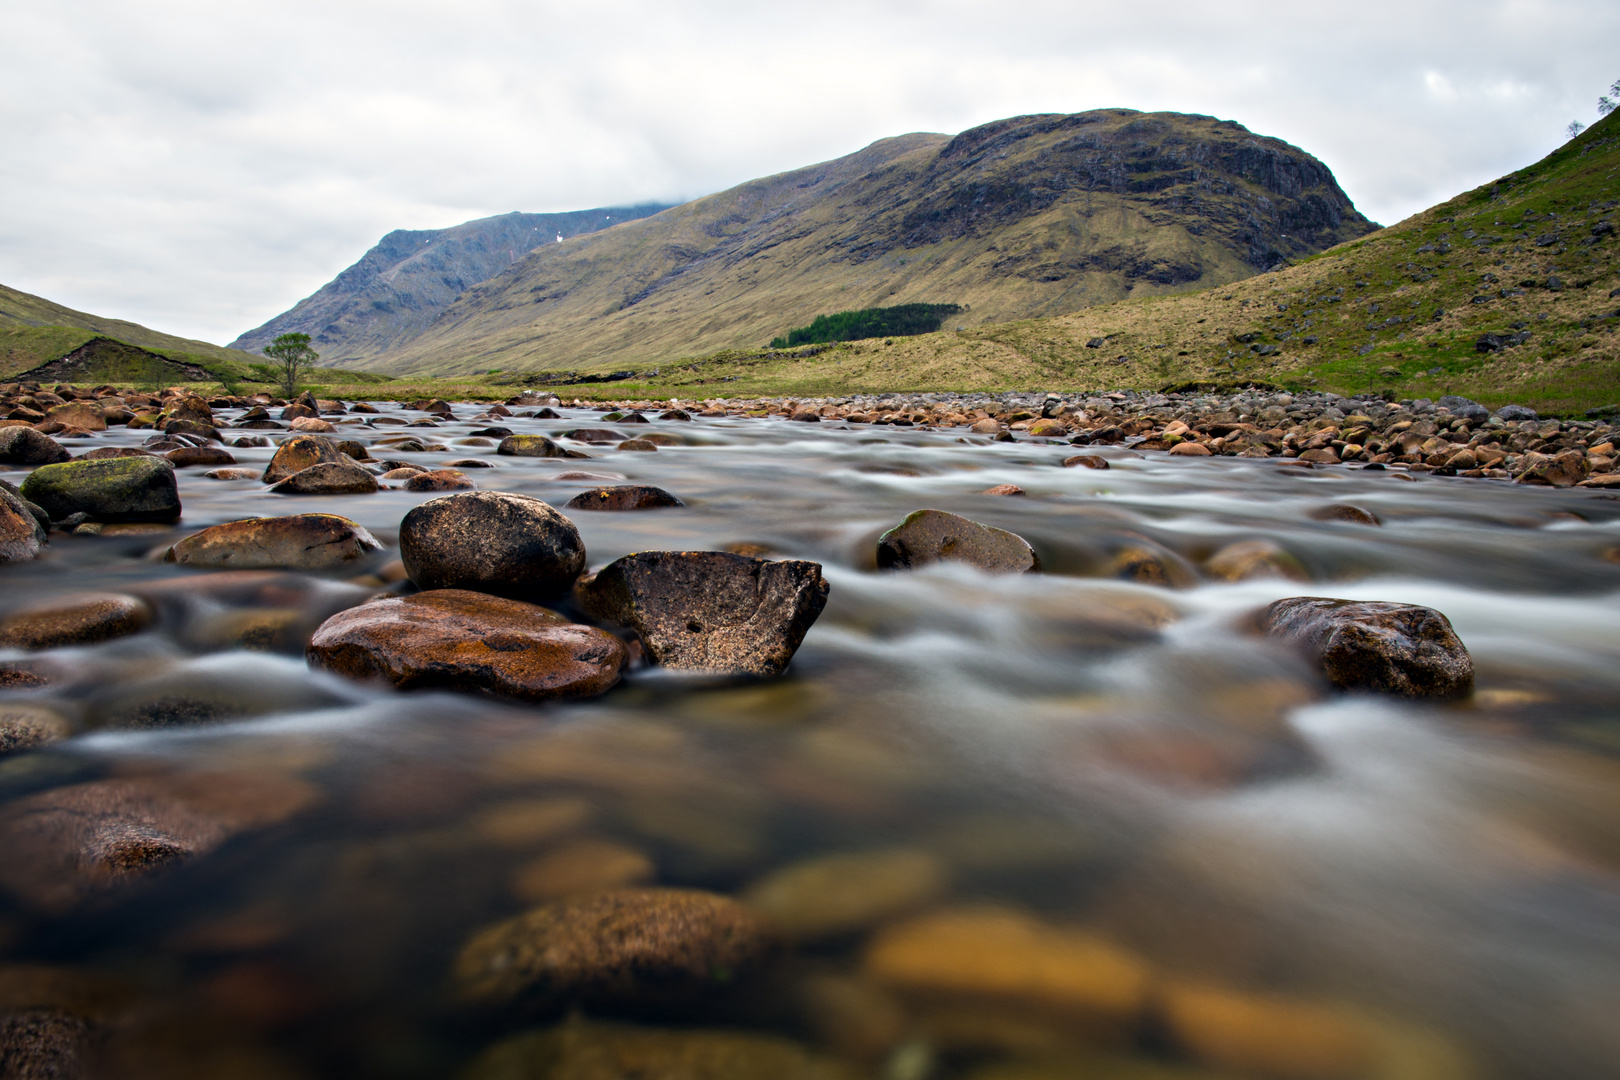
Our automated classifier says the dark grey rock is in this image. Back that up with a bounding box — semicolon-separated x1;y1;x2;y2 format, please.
564;485;683;511
19;457;180;523
877;509;1039;574
400;491;586;602
1258;596;1473;699
0;427;71;465
1496;404;1538;421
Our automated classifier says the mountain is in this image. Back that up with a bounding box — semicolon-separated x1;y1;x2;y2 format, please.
229;205;673;365
0;283;265;379
355;110;1376;375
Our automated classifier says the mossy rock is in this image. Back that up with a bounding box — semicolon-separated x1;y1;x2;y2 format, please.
20;457;180;523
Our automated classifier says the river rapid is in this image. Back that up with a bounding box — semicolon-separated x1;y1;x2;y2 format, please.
2;398;1619;1080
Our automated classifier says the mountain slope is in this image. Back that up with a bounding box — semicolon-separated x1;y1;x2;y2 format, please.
0;283;265;378
230;205;672;364
367;110;1376;375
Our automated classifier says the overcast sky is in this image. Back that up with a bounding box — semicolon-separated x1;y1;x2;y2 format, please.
1;1;1615;346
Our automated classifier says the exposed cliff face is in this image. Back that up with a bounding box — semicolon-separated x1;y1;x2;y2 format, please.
269;110;1374;376
229;205;672;364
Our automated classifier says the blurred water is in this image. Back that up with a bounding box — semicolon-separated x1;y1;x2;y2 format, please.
1;401;1618;1079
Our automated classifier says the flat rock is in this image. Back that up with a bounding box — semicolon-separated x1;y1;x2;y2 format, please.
744;849;948;942
268;460;379;495
452;888;775;1008
562;428;627;444
497;435;562;457
0;593;152;650
1258;596;1473;698
981;484;1026;495
0;486;46;563
260;433;342;483
43;402;106;431
399;491;586;601
202;468;259;480
461;1020;849;1080
1309;504;1381;526
564;485;684;511
307;589;625;701
877;509;1038;573
166;513;382;571
575;551;828;677
20;457;180;523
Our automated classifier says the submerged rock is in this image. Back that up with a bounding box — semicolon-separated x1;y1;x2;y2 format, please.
166;514;382;571
1158;980;1376;1080
452;888;775;1008
743;849;948;942
564;485;684;511
307;589;625;701
575;551;828;677
0;427;71;465
1258;597;1473;698
461;1020;849;1080
20;457;181;523
0;593;153;650
497;434;562;458
399;491;586;602
877;509;1039;574
268;459;379;495
0;704;73;755
1308;504;1381;526
1203;540;1309;583
260;433;342;484
0;486;46;563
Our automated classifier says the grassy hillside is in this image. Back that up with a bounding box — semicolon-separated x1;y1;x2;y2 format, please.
371;111;1375;376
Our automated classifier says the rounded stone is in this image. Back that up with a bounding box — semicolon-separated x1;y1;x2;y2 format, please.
260;433;342;484
20;457;181;523
307;589;625;702
743;849;948;942
0;487;46;563
164;446;236;468
399;491;586;601
1063;454;1109;469
0;593;153;650
166;514;382;571
268;460;379;495
564;485;684;511
1308;504;1381;526
461;1021;847;1080
877;509;1038;574
0;704;73;756
1204;539;1309;583
0;427;71;465
617;439;658;452
496;434;562;457
452;887;775;1007
1258;596;1473;698
403;469;475;491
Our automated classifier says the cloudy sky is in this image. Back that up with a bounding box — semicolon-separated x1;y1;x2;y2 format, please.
2;0;1615;346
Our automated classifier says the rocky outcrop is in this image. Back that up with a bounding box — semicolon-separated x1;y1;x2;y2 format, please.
1257;596;1474;698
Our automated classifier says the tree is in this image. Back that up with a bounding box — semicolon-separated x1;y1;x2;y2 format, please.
1600;77;1619;115
1568;120;1586;140
263;332;318;400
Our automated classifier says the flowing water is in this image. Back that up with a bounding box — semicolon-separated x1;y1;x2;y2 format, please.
2;402;1619;1080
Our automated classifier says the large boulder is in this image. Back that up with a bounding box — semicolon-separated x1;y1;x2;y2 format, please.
43;402;105;431
564;485;684;511
166;514;382;571
0;486;46;563
20;457;181;523
399;491;586;602
876;509;1038;573
307;589;626;701
0;427;70;465
268;459;379;495
1257;597;1473;698
261;433;342;483
574;551;828;676
452;888;775;1008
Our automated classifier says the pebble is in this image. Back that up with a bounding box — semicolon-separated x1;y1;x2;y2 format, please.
461;1019;849;1080
166;513;382;570
260;433;342;484
877;509;1039;573
452;888;775;1008
399;491;586;601
307;589;626;701
743;848;948;942
575;550;829;677
268;459;379;495
20;456;181;523
1258;597;1474;698
563;485;684;511
0;593;153;650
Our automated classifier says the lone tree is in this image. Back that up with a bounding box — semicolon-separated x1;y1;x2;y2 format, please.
263;332;318;400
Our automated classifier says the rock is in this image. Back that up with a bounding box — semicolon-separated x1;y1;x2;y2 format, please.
1495;404;1538;422
288;416;336;433
1258;597;1473;698
0;704;73;755
451;888;775;1008
1296;448;1340;464
981;484;1026;495
166;394;213;425
1437;395;1490;423
511;839;655;903
563;428;627;444
617;439;658;452
164;446;236;468
877;509;1038;574
1026;418;1067;437
268;460;379;495
260;433;342;483
0;486;46;563
1106;543;1197;588
1063;454;1109;469
970;418;1001;434
461;1020;848;1080
75;447;154;461
790;410;821;422
864;907;1152;1030
659;409;692;421
43;402;106;431
1160;981;1375;1080
1169;441;1213;457
166;514;382;571
399;491;586;602
403;469;475;491
0;593;152;650
1516;449;1587;487
496;434;562;457
574;551;828;677
1204;540;1309;583
307;589;625;701
743;849;948;942
0;1008;96;1079
162;418;222;442
202;468;260;480
1308;504;1380;526
19;457;179;523
564;485;684;511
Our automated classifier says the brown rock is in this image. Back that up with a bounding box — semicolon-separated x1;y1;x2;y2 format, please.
1308;504;1381;526
451;888;775;1007
201;468;259;480
496;434;562;457
563;428;628;444
969;418;1002;435
166;513;382;571
1169;442;1213;457
164;446;237;468
574;551;828;677
877;509;1038;574
461;1020;848;1080
268;460;379;495
0;427;71;465
0;705;73;756
1026;418;1068;437
403;469;475;491
1516;449;1587;487
307;589;625;702
162;418;222;443
75;447;154;461
1063;454;1109;469
399;491;586;602
167;395;213;425
1160;981;1375;1080
617;439;658;452
1204;540;1309;583
981;484;1026;495
43;402;106;431
0;487;46;563
564;485;684;511
0;1008;96;1079
1258;597;1473;698
1105;543;1197;588
260;433;342;484
1296;448;1340;464
288;416;336;433
743;849;947;942
0;593;152;650
790;410;821;422
512;839;655;903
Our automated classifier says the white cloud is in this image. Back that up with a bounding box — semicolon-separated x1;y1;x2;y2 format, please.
1;0;1616;344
